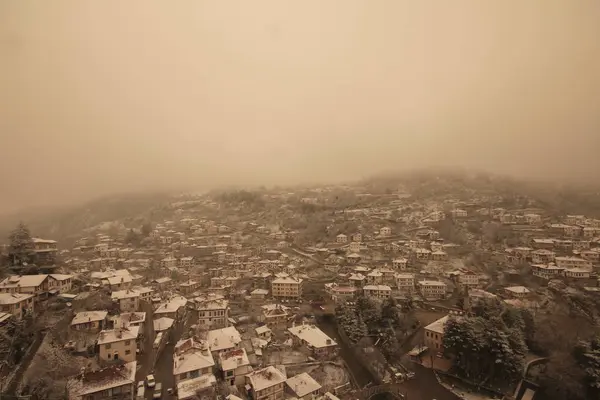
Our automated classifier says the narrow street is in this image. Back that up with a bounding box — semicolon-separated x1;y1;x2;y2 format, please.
135;301;156;385
149;308;198;398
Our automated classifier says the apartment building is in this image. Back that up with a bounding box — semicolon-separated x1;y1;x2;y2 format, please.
395;273;415;295
392;258;408;270
531;250;555;264
0;293;34;319
418;280;447;300
363;285;392;301
271;276;303;300
336;234;348;244
531;264;565;280
97;326;139;364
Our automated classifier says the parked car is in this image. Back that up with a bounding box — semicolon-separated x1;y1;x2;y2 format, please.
146;375;156;388
153;383;162;399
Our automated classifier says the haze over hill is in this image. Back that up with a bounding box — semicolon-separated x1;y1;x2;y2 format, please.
2;1;600;213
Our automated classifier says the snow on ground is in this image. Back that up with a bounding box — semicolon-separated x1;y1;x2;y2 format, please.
264;349;309;365
306;363;350;392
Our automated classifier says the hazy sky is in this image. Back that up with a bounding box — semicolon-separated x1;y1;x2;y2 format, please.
1;1;600;212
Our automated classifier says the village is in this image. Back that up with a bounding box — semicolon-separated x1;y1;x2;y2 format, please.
1;176;600;400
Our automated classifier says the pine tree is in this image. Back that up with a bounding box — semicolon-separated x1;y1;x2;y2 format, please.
8;222;35;266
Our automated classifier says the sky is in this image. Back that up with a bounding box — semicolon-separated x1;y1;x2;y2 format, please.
1;1;600;213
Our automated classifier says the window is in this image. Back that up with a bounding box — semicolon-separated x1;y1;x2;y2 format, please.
105;343;112;350
125;350;131;355
180;373;187;380
190;370;200;378
124;340;131;346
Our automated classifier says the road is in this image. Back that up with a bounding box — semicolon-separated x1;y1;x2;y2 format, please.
148;308;197;399
397;364;461;400
136;301;156;385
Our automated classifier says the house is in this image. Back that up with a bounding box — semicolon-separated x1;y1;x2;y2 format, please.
161;256;178;269
348;273;366;287
173;338;215;384
111;289;140;312
392;258;408;270
363;285;392;301
152;277;173;289
114;312;146;331
271;276;303;300
220;348;253;386
418;281;447;300
48;274;73;294
451;209;467;218
325;284;358;303
336;234;348;244
32;238;58;264
106;275;132;291
346;253;360;264
348;242;361;253
424;315;450;353
414;248;431;261
531;250;555;264
195;298;230;329
395;273;415;296
71;311;108;332
97;326;139;364
564;268;592;279
455;270;479;289
504;286;531;299
288;324;338;359
251;289;269;300
206;326;242;355
180;280;201;295
255;325;272;341
531;264;565;280
154;296;187;320
380;227;392;237
261;304;289;330
0;274;49;298
555;256;592;270
0;293;34;319
179;256;194;269
524;213;542;225
428;249;447;261
68;361;136;400
285;373;322;400
351;233;362;242
366;270;383;286
246;366;287;400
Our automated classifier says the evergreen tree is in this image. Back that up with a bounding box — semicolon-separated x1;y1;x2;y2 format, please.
8;222;35;266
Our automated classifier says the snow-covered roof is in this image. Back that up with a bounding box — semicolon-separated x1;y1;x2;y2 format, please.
0;274;48;288
247;366;287;391
219;348;250;372
288;324;337;349
255;325;272;335
173;339;215;375
505;286;531;294
49;274;73;281
111;289;139;300
206;326;242;352
176;375;216;399
97;326;139;345
0;292;34;305
71;311;108;325
363;285;391;291
285;373;322;398
424;315;450;334
155;296;187;314
272;276;303;285
153;317;175;332
68;361;136;398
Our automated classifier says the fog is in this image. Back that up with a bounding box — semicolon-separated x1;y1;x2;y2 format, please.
1;1;600;213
